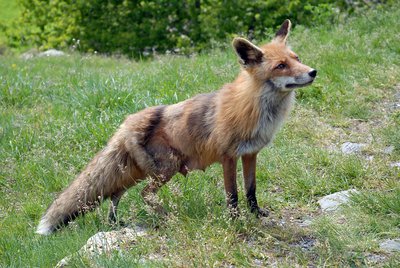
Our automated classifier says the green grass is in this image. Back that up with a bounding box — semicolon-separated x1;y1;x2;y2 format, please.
1;4;400;267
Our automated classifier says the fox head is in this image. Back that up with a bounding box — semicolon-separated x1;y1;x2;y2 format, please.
233;20;317;91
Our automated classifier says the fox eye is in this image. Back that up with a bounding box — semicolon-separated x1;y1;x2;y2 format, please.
275;63;286;70
295;56;301;62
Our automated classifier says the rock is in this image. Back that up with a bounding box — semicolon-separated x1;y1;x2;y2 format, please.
56;226;147;267
83;226;146;256
390;103;400;110
390;162;400;168
20;49;38;60
253;259;263;266
292;237;316;251
364;253;386;264
318;189;359;212
379;239;400;252
341;142;366;154
297;219;313;228
293;217;313;228
38;49;65;57
20;49;66;59
383;146;394;154
365;155;374;161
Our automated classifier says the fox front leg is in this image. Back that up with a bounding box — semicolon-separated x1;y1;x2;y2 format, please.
242;153;269;217
222;155;239;217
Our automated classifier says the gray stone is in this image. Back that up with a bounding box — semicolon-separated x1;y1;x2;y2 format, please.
364;253;386;264
20;49;38;60
383;146;395;154
82;226;146;255
56;226;147;267
365;155;374;161
390;162;400;168
253;259;263;266
392;103;400;110
291;237;316;251
341;142;366;154
20;52;35;60
379;239;400;252
297;219;313;227
318;189;359;212
38;49;65;57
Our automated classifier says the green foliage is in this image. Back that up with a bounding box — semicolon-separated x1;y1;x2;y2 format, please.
5;0;82;50
6;0;393;57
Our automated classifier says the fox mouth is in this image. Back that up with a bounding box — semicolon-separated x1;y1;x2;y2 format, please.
286;79;314;89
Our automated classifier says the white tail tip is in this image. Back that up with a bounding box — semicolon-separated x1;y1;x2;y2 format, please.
36;217;54;235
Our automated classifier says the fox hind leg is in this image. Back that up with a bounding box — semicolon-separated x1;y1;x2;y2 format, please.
108;189;126;224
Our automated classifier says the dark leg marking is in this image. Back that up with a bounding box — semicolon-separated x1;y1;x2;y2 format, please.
242;153;269;217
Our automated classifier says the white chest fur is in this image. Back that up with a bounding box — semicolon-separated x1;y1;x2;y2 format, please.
236;89;294;156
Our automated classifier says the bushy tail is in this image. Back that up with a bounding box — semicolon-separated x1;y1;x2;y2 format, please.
36;144;133;235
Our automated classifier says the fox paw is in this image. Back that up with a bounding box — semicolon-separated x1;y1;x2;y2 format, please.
251;207;269;218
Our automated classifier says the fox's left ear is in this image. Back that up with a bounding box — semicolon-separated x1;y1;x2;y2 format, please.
274;19;291;44
232;37;263;67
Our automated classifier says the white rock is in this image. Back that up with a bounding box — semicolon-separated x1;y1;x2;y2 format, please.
390;162;400;168
341;142;366;154
365;155;374;161
318;189;359;212
383;146;395;154
38;49;65;57
296;219;313;227
55;226;147;267
253;259;263;266
83;226;147;256
379;239;400;252
364;253;386;264
20;52;35;60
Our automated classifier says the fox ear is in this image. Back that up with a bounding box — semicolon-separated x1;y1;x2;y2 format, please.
232;38;263;66
274;19;291;44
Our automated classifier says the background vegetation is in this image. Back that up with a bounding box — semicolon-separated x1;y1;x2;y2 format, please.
2;0;395;57
0;0;399;267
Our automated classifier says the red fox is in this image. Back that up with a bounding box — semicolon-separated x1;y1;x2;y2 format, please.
37;20;317;235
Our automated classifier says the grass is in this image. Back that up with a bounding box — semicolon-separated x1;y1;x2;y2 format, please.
1;4;400;267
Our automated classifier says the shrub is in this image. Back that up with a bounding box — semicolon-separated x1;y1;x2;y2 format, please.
5;0;395;57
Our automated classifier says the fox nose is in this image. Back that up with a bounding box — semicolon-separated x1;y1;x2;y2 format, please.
308;69;317;78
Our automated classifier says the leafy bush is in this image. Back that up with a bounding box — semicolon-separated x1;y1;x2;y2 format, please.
5;0;395;57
